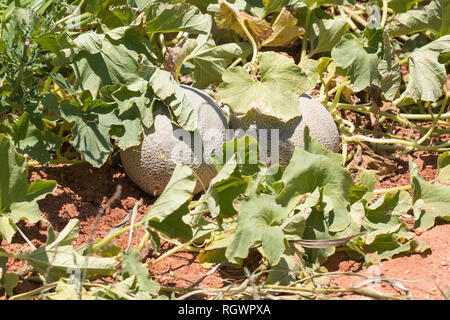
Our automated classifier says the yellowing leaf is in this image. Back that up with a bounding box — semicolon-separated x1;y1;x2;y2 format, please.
261;8;303;47
214;0;272;41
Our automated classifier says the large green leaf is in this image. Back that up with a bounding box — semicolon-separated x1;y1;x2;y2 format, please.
191;41;252;88
70;30;142;98
146;67;197;131
85;0;135;29
378;58;401;101
144;164;196;223
207;136;263;218
0;135;56;242
200;153;240;218
58;93;118;167
345;191;429;266
308;15;348;55
5;219;117;282
144;164;196;240
22;245;117;283
410;158;450;230
332;31;382;92
401;35;450;102
99;84;153;150
3;112;62;165
217;51;317;121
145;2;211;34
388;0;450;37
276;148;354;232
226;194;289;265
171;35;252;89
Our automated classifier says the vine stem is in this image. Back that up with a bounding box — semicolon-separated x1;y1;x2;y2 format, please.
417;99;447;145
373;185;411;194
299;5;313;64
342;6;367;28
326;77;350;166
144;240;195;268
380;0;388;28
236;15;258;64
333;103;450;134
55;0;87;25
27;159;88;167
345;135;450;151
10;37;30;104
401;112;450;120
397;89;449;156
8;283;58;300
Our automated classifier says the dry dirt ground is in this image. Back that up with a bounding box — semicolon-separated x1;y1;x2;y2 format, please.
1;124;449;300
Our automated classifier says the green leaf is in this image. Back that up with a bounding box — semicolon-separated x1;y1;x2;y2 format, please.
0;135;56;242
210;0;267;17
332;32;382;92
276;147;354;232
0;273;18;296
308;16;348;55
262;0;307;16
401;35;450;102
187;36;252;89
48;219;80;247
201;153;239;218
261;8;304;47
410;157;450;231
8;218;117;282
349;192;428;266
302;208;343;266
388;0;427;13
266;253;301;285
59;95;118;167
145;2;211;34
378;58;401;101
145;163;196;222
206;136;264;218
0;217;16;244
388;0;450;37
437;152;450;181
6;112;62;165
146;67;197;131
144;164;196;240
23;245;117;282
71;31;142;98
217;51;317;121
51;73;76;96
226;194;289;265
122;249;160;296
85;0;135;29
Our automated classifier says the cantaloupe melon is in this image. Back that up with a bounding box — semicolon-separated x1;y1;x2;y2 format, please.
228;93;340;168
120;85;228;196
